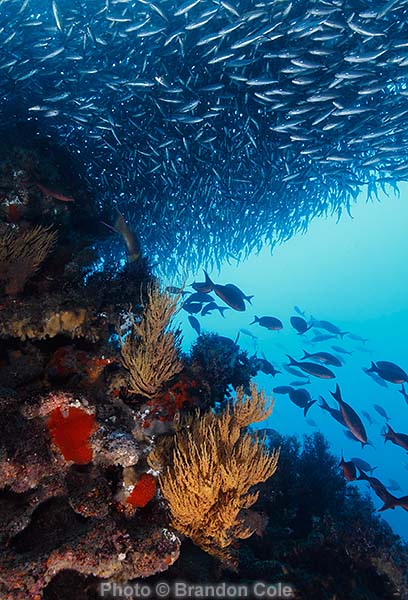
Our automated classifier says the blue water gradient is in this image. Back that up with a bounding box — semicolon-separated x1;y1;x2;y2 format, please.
172;186;408;541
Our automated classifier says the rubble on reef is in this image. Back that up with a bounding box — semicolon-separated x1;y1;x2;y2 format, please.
1;146;408;600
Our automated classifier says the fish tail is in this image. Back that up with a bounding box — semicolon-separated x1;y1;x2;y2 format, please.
356;468;368;481
245;295;255;305
250;316;259;325
301;350;310;360
319;395;329;410
366;361;377;373
339;331;349;339
330;383;342;403
378;495;398;512
304;400;315;417
203;270;214;290
286;354;297;366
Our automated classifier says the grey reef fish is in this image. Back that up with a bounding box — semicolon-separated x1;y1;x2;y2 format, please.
331;345;353;355
290;316;312;334
286;355;335;379
347;333;369;344
366;361;408;384
311;319;348;338
330;384;369;448
383;424;408;452
301;350;342;367
290;379;311;387
362;367;389;388
339;454;357;482
283;365;310;379
251;315;283;330
350;458;377;475
374;404;391;421
319;396;346;427
310;334;338;343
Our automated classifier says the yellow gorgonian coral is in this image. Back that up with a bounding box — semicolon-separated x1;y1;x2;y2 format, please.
120;283;183;398
160;384;279;564
0;225;57;295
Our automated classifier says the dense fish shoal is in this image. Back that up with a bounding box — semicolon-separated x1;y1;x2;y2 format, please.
2;0;408;275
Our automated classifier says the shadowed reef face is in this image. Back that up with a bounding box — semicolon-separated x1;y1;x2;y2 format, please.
2;0;408;275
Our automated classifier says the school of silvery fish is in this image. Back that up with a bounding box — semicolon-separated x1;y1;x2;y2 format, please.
2;0;408;273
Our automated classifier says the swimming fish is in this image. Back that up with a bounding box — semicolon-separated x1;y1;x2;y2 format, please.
301;350;342;367
286;355;335;379
251;315;283;330
366;361;408;384
290;316;312;334
330;384;368;447
383;424;408;452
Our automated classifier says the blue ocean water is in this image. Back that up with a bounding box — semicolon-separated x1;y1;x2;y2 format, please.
173;187;408;541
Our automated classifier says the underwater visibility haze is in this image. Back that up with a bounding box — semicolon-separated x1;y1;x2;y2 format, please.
1;0;408;598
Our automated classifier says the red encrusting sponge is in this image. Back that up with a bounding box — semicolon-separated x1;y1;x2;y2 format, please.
126;473;157;507
48;406;97;464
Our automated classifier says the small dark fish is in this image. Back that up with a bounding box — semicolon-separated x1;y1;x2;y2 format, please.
283;365;310;378
310;334;338;343
319;396;346;426
357;469;395;508
252;357;281;377
363;368;389;388
224;283;254;304
383;424;408;451
350;458;377;475
374;404;391;421
288;388;316;417
188;315;201;336
331;384;368;447
213;283;246;311
186;292;215;303
290;316;312;334
286;355;335;379
192;270;213;293
301;350;342;367
399;384;408;405
251;315;283;330
339;454;357;481
331;345;352;355
273;386;293;395
290;379;311;386
182;302;202;314
366;361;408;384
201;302;230;317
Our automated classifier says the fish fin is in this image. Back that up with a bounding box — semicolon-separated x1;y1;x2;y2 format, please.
366;361;377;373
286;354;297;366
304;400;316;417
330;383;342;403
250;316;259;325
339;331;349;339
203;270;214;290
245;295;254;305
318;395;329;410
301;350;310;360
